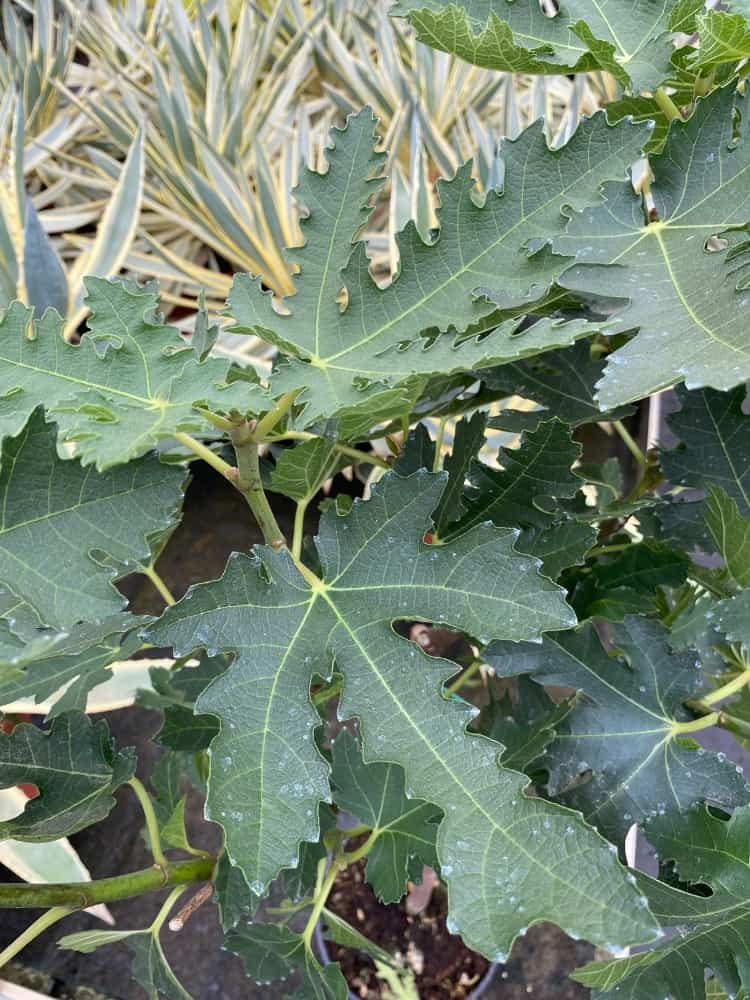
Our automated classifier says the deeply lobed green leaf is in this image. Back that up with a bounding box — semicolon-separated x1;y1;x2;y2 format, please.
0;612;144;717
484;341;636;430
330;730;439;903
227;922;347;999
557;86;750;408
0;712;134;841
61;925;192;1000
0;278;266;470
706;486;750;587
574;805;750;998
148;471;657;959
228;107;650;428
662;385;750;514
0;410;186;629
486;617;746;843
458;418;582;535
390;0;687;90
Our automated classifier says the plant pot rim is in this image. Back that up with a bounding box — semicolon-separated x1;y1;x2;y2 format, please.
312;920;499;1000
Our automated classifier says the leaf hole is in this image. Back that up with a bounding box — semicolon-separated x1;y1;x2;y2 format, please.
704;235;729;254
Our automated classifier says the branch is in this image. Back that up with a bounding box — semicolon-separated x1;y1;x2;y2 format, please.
230;423;286;548
0;857;215;910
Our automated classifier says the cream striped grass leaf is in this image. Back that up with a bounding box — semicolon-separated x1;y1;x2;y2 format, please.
64;128;145;336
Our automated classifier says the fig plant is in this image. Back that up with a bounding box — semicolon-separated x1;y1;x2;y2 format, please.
2;2;750;997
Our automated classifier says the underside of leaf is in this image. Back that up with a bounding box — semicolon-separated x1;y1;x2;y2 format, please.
149;471;657;959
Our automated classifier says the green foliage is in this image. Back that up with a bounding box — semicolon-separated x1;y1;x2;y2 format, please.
706;486;750;587
663;385;750;507
147;470;658;958
392;0;750;92
0;409;185;628
486;617;746;843
140;655;226;752
0;613;143;717
433;411;487;536
61;924;192;1000
518;519;598;582
0;713;134;841
269;439;342;503
692;8;750;69
458;418;582;533
5;5;750;996
330;730;439;903
570;541;689;621
213;852;258;933
0;279;265;470
227;922;348;998
715;590;750;647
0;590;61;684
391;0;683;88
485;342;636;430
573;806;750;998
477;675;570;776
228;108;649;429
557;86;750;408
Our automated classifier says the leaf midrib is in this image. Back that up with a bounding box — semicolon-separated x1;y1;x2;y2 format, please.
315;128;631;367
545;634;666;723
320;585;638;929
437;0;667;65
6;351;164;408
313;123;372;360
706;402;750;511
0;476;168;535
589;220;750;366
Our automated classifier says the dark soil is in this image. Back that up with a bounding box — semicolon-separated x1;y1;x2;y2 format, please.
326;860;488;998
325;860;593;1000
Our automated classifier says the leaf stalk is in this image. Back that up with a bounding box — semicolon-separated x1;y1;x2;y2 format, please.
700;669;750;707
612;420;647;470
0;906;71;967
173;432;234;479
230;423;286;548
251;390;301;441
653;87;683;121
129;776;168;868
301;829;380;948
141;564;177;606
444;660;483;696
292;499;309;561
153;886;187;934
672;712;720;735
